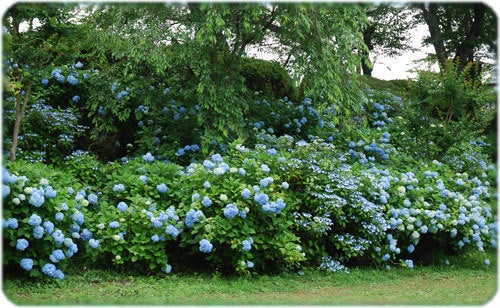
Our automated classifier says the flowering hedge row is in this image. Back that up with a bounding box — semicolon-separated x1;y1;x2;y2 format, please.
2;90;496;279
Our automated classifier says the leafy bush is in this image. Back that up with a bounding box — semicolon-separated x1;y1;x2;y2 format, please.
240;57;298;101
2;62;92;163
400;60;496;160
3;87;496;279
2;161;100;279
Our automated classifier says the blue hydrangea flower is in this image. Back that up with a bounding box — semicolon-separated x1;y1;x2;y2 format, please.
52;229;65;245
211;153;223;163
420;225;428;234
242;240;252;251
32;225;44;239
407;244;415;253
165;225;180;238
185;209;204;228
139;175;148;182
151;234;160;242
57;74;65;83
88;193;98;204
261;164;270;173
260;177;274;188
157;183;167;194
72;95;80;103
89;238;100;249
43;221;54;235
199;239;213;253
3;185;11;197
55;212;64;221
6;218;18;229
151;218;163;228
113;183;125;192
71;224;81;233
262;198;286;214
201;196;212;207
203;181;211;189
74;61;84;69
117;201;128;212
267;148;277;156
44;186;57;198
53;269;64;280
16;238;29;251
247;261;254;268
162;264;172;274
80;228;93;241
49;249;66;263
51;68;62;78
405;259;414;269
240;210;247;219
116;90;129;99
142;152;154;162
28;214;42;227
213;167;226;176
192;193;200;202
203;160;216;170
254;193;269;206
29;190;45;207
223;204;239;219
41;78;49;86
41;263;57;277
72;211;84;225
241;188;251;199
109;221;120;229
20;258;33;271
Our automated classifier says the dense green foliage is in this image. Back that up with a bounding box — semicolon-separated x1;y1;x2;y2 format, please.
1;2;497;282
3;86;496;279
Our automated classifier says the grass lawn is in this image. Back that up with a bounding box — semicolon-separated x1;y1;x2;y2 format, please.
2;250;497;306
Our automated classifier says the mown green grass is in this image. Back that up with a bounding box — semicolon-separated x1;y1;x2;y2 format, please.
3;250;497;306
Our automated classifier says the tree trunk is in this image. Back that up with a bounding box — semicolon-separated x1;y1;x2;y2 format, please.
420;3;447;71
361;57;373;76
10;82;32;161
361;24;375;76
453;3;486;72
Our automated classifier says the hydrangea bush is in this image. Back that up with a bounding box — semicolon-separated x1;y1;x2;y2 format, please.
2;87;496;279
2;162;100;279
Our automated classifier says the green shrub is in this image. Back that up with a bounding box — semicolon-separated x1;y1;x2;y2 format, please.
2;161;98;279
240;57;298;101
400;60;496;160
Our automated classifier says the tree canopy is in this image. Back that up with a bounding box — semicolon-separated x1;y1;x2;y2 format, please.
78;2;368;149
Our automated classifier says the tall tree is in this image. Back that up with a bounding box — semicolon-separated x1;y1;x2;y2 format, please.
419;2;496;73
81;2;368;149
360;4;418;76
2;3;81;161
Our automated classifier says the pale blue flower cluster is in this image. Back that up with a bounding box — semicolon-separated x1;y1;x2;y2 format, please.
42;263;64;279
185;209;204;228
242;238;253;251
199;239;213;253
117;201;128;212
157;183;167;193
16;239;29;251
113;183;125;192
142;152;155;162
320;256;349;273
20;258;34;271
223;204;239;219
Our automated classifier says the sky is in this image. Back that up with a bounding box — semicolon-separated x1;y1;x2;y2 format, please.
371;23;436;81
